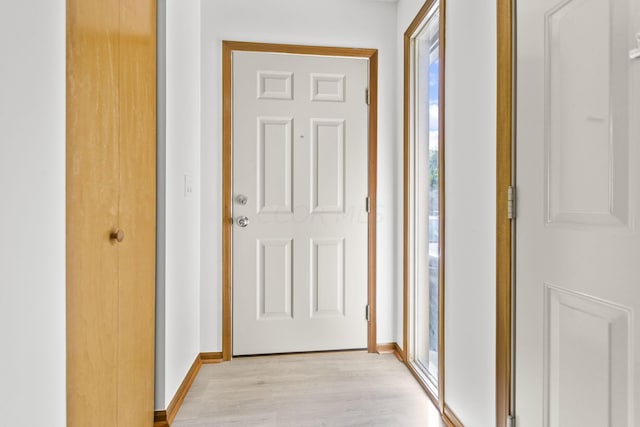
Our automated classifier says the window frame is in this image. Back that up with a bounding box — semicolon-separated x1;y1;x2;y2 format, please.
403;0;447;416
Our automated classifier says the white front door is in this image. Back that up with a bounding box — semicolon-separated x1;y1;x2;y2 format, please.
232;51;369;356
516;0;640;425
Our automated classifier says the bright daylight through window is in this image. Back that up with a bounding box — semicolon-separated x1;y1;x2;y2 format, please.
409;0;442;396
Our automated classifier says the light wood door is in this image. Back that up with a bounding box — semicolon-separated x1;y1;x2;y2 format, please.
516;0;639;425
232;52;369;355
66;0;156;425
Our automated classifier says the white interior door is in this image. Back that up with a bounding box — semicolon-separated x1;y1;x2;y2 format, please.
232;51;369;356
516;0;640;425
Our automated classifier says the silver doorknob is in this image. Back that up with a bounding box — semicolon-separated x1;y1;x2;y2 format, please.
236;216;250;228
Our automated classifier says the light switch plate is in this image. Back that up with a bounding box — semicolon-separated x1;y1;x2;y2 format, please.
184;174;193;198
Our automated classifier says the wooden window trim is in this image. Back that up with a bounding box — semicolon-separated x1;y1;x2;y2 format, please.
404;1;515;425
221;41;378;361
403;0;447;417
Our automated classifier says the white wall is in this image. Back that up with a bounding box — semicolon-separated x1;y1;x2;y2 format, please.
398;0;497;425
0;0;497;421
162;1;497;422
443;0;497;423
396;0;425;351
199;0;400;351
0;1;66;426
156;0;203;409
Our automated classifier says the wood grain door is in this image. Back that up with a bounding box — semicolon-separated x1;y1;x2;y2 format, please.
66;0;156;425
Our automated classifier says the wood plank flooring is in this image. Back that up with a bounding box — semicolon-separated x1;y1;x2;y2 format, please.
172;351;444;426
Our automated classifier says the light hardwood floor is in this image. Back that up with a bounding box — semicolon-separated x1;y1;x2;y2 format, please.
172;351;444;426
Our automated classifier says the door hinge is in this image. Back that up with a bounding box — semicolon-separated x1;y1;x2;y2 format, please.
507;186;516;220
365;196;370;213
365;88;370;105
365;304;371;321
506;414;515;427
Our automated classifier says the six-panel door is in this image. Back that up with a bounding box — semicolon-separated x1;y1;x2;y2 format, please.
516;0;640;425
232;51;369;355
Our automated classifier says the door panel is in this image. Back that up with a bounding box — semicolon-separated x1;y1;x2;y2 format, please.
311;238;345;317
67;0;156;424
258;239;293;319
116;0;156;424
258;117;293;213
312;119;345;212
545;287;631;426
232;52;369;355
545;0;630;226
516;0;639;425
66;1;120;423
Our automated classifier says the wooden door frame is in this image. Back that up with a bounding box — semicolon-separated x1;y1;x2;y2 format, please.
496;0;514;425
221;40;378;361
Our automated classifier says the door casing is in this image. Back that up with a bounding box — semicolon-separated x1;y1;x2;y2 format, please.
221;41;378;360
496;0;514;426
